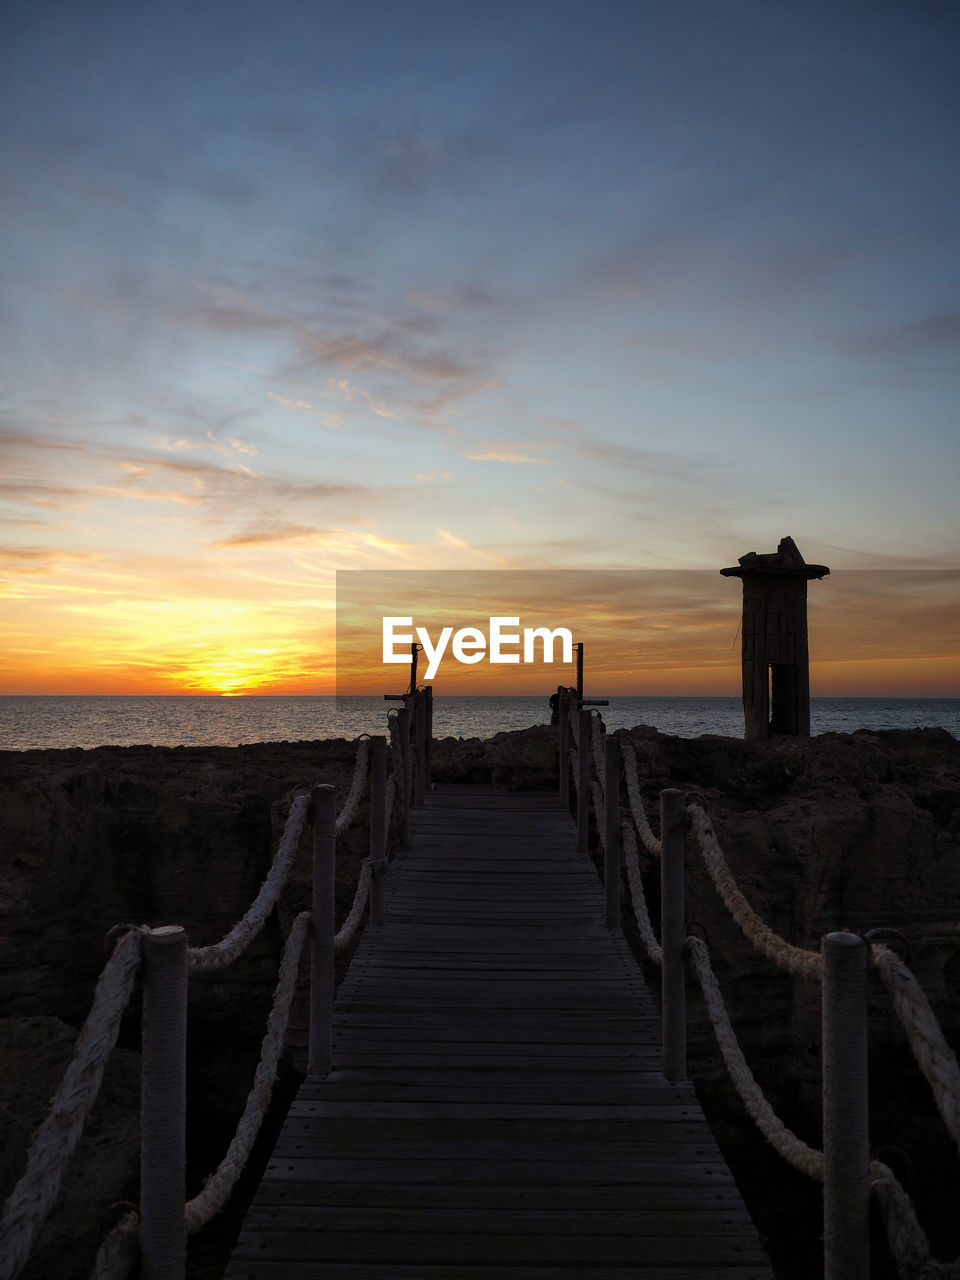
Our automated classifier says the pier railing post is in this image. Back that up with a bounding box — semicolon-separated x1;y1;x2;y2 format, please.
604;737;621;928
396;705;411;847
558;691;570;811
413;691;426;808
660;789;686;1082
140;924;187;1280
576;708;591;853
309;784;336;1075
424;685;433;792
370;735;387;927
823;931;869;1280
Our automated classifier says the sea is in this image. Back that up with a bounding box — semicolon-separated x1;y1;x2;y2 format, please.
1;695;958;751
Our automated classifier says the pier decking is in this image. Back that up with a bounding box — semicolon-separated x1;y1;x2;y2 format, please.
225;784;774;1279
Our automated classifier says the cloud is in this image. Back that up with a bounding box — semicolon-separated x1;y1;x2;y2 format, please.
466;437;551;465
416;471;452;483
0;545;102;574
839;312;960;357
267;390;345;429
208;523;332;550
436;529;509;564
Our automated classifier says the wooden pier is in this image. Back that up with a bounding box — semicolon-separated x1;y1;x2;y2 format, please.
225;784;774;1279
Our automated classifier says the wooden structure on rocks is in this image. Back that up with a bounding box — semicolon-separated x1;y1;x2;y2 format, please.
721;535;829;741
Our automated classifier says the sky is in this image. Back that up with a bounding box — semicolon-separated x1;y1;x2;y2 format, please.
1;0;958;696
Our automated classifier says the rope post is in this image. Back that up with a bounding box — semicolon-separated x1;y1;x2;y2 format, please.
309;784;336;1075
558;691;570;811
660;789;686;1082
822;931;870;1280
576;708;591;853
140;925;187;1280
397;705;411;847
413;691;426;808
370;735;387;927
604;736;621;928
424;685;433;792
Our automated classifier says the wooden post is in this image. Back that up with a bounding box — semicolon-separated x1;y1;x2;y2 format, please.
558;691;570;811
604;736;621;928
309;784;336;1075
140;925;187;1280
823;931;870;1280
576;642;584;701
424;684;433;792
408;642;419;696
396;705;411;848
369;735;387;927
660;789;686;1081
413;692;426;808
576;708;591;853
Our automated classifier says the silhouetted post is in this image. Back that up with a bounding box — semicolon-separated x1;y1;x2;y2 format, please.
424;684;433;791
396;705;411;847
721;537;829;740
408;642;419;696
369;736;387;927
660;789;686;1081
823;932;869;1280
604;737;621;928
558;691;570;810
413;692;426;807
309;784;336;1075
576;642;584;701
576;708;591;853
140;925;187;1280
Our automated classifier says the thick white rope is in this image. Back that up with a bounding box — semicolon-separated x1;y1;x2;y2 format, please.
188;793;310;972
618;738;662;855
334;737;370;836
689;929;960;1277
687;934;826;1179
871;1162;960;1280
0;929;146;1280
873;946;960;1155
184;911;310;1232
621;821;662;964
90;1209;139;1280
687;803;824;982
334;862;371;952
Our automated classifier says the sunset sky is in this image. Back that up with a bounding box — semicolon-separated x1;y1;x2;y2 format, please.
2;1;958;696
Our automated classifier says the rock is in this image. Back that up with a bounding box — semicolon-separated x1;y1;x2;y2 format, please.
2;724;959;1280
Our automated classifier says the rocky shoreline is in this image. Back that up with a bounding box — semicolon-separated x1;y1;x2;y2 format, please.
2;724;959;1278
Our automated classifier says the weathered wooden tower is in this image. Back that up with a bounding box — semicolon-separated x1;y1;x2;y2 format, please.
721;536;829;740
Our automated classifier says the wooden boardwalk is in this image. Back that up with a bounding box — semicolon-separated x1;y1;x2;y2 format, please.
225;785;774;1279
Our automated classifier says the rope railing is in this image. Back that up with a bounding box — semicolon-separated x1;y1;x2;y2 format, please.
183;911;311;1234
187;791;312;973
686;802;824;983
557;713;960;1280
0;929;147;1280
1;723;406;1280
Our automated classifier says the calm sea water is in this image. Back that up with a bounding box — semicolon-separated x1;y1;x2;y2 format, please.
1;695;958;751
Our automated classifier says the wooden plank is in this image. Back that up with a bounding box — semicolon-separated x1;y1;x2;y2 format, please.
238;1204;757;1234
245;1179;750;1211
226;1263;776;1279
230;1228;767;1265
